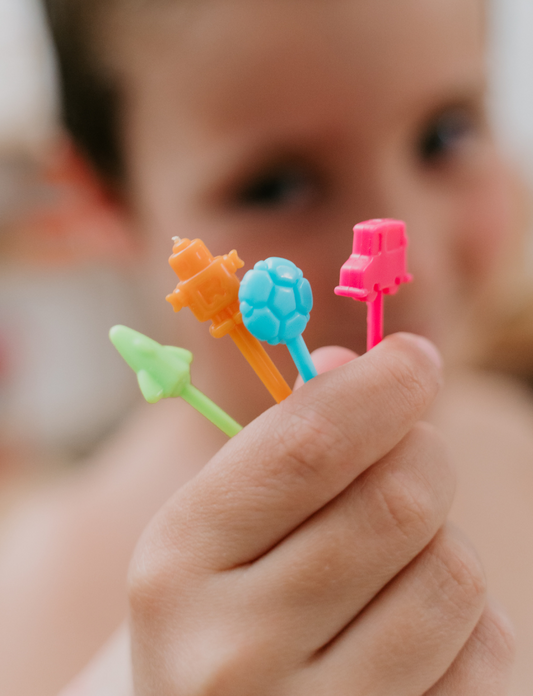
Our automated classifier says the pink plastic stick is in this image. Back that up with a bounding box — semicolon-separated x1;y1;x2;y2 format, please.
367;292;383;351
335;219;412;351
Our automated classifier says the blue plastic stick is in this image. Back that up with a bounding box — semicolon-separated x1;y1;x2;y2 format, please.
239;257;317;383
287;335;318;382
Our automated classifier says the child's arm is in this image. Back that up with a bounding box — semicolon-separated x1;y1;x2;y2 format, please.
0;398;228;696
57;625;133;696
126;334;513;695
437;370;533;694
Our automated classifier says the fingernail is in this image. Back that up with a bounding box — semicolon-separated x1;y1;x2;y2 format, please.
397;333;442;370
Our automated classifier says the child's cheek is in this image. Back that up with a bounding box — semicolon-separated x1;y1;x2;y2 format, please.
455;157;526;283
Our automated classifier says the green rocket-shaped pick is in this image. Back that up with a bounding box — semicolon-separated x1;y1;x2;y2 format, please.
109;325;242;438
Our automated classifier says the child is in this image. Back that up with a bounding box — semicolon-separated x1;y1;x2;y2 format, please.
1;0;532;693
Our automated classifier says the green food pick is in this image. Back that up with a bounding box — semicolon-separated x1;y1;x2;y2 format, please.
109;325;242;438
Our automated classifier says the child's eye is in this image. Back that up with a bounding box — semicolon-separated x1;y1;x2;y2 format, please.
418;108;478;165
235;163;318;210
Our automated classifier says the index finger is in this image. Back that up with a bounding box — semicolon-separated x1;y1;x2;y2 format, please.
142;333;442;571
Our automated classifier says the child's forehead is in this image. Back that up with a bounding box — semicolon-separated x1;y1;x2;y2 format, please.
111;0;485;153
113;0;484;65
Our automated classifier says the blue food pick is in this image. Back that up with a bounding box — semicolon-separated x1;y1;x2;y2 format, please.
239;258;317;382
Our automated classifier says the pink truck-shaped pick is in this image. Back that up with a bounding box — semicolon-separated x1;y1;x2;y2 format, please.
335;219;412;351
335;219;412;303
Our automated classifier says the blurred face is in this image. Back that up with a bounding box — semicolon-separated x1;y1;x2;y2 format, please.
107;0;515;417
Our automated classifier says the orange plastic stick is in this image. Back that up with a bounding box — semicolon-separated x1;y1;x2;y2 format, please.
166;237;291;403
229;322;291;403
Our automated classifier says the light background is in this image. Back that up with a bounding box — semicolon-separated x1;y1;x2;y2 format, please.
490;0;533;185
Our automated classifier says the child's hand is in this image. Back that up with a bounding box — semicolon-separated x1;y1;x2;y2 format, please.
128;334;514;695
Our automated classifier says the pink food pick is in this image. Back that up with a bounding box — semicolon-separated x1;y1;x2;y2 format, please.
335;219;413;351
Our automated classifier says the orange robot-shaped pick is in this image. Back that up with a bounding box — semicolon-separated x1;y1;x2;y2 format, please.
166;237;291;403
167;237;244;338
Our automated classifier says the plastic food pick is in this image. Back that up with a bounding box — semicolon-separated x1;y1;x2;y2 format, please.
239;258;317;383
109;325;242;438
335;219;412;352
166;237;291;403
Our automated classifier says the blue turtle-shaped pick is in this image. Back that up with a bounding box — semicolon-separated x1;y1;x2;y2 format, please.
239;258;317;382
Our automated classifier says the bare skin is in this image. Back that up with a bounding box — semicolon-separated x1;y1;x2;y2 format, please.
0;0;531;693
437;372;533;696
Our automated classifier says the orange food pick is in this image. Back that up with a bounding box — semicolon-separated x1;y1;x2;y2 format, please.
166;237;291;403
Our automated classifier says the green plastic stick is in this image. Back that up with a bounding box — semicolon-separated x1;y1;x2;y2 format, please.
109;325;243;438
181;385;242;437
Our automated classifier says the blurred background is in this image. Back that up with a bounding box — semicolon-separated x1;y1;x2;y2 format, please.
0;0;147;506
0;0;532;498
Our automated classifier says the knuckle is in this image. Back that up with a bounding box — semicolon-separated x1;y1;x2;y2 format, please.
429;529;487;619
128;517;208;622
474;605;516;670
127;534;179;622
411;420;447;452
277;538;356;606
380;339;438;417
364;424;451;543
127;551;165;620
369;466;434;541
407;422;456;506
277;404;343;486
188;633;270;696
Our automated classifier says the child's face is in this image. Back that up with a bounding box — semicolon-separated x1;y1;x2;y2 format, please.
109;0;514;411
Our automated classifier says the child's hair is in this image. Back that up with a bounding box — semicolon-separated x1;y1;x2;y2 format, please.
44;0;123;183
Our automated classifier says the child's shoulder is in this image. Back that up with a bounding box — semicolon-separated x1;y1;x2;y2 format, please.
435;368;533;462
434;368;533;511
435;368;533;694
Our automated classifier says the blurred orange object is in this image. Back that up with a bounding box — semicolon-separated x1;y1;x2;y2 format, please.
3;138;135;265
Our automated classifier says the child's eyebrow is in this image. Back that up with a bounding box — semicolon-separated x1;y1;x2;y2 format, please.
191;134;337;204
390;81;487;137
412;76;487;114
